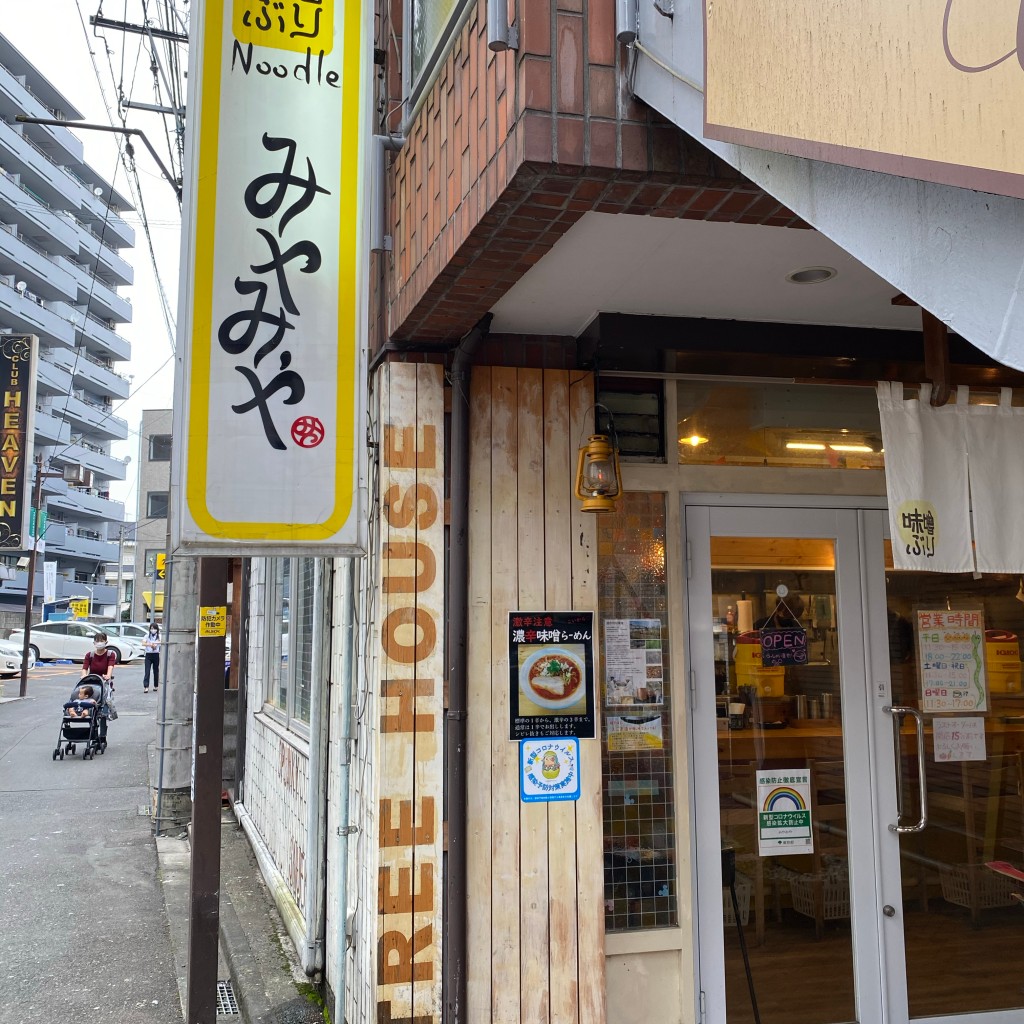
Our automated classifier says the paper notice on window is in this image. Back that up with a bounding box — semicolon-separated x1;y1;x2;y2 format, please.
604;618;664;710
933;716;987;762
915;609;988;713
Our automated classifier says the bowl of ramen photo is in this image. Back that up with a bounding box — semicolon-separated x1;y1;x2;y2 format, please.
520;646;587;711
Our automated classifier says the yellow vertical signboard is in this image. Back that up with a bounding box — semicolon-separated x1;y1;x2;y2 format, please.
173;0;370;553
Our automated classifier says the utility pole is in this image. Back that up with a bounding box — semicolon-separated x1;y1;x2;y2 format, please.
185;556;229;1024
115;523;126;622
19;456;62;697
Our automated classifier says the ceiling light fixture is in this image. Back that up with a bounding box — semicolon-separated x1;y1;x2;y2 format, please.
829;443;874;453
786;266;838;285
679;434;709;447
786;442;827;451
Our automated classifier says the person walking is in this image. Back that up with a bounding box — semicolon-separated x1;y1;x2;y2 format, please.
82;632;118;693
143;622;160;693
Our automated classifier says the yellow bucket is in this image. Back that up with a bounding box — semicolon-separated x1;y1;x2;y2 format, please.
986;630;1022;694
735;632;786;697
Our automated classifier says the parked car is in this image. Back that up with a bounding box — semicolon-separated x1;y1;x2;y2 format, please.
8;621;140;664
0;638;34;677
100;622;155;643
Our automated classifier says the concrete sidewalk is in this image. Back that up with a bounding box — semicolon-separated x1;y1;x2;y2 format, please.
157;812;326;1024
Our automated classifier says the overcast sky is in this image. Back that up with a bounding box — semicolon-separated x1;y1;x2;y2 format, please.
5;3;183;517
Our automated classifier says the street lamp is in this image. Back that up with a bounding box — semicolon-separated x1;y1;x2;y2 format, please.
19;455;66;697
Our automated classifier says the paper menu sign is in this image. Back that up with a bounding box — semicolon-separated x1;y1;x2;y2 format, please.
916;608;988;713
604;618;665;709
933;716;987;763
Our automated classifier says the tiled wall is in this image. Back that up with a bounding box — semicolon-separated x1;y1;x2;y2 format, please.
242;558;311;912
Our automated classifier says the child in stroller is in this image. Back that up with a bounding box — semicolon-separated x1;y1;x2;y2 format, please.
54;674;112;761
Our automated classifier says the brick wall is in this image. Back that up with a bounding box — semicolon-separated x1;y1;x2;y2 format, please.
380;0;806;343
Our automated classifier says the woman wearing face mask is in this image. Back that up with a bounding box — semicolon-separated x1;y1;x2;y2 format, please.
81;632;118;692
143;623;160;693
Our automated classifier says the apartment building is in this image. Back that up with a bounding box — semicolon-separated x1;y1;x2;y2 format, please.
0;34;134;621
133;408;171;622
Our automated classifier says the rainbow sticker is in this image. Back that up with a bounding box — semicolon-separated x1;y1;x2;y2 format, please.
764;787;808;811
756;769;814;856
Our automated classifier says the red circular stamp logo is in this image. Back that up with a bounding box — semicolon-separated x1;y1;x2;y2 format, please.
291;416;325;448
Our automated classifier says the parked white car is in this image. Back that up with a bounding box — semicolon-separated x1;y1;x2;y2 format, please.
93;622;154;644
8;621;140;664
0;638;34;677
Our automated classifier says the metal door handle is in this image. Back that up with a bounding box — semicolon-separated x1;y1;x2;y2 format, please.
883;705;928;834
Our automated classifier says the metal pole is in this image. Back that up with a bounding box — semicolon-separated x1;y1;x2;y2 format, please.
186;555;229;1023
115;524;125;622
19;455;43;698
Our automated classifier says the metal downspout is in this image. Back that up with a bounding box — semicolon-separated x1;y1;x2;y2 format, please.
301;561;331;974
444;312;493;1022
333;559;356;1024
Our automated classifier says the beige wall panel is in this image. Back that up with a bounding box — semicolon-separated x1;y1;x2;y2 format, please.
412;363;446;1019
705;0;1024;197
568;374;606;1024
376;363;445;1022
606;952;686;1024
467;366;495;1021
490;365;522;1023
517;368;552;1024
543;369;581;1024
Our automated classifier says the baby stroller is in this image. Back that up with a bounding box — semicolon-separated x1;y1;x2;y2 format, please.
53;674;113;761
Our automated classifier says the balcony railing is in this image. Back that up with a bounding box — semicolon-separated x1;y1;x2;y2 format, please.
0;279;75;345
0;224;77;300
0;171;78;257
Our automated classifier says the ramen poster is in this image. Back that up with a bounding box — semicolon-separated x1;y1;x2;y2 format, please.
509;611;596;741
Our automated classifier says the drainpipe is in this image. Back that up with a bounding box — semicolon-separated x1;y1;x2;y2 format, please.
333;558;357;1024
301;560;331;974
444;312;493;1022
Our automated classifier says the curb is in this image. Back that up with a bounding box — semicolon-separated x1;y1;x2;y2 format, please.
219;891;273;1024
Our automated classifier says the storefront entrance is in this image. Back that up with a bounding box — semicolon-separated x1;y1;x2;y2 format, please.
686;498;1024;1024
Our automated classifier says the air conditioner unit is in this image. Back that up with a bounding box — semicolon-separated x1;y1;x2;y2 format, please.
63;465;92;487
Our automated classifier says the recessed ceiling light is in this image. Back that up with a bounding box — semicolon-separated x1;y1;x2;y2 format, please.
786;442;826;451
829;443;874;453
786;266;838;285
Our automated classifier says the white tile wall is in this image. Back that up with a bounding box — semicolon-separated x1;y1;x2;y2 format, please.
243;558;311;910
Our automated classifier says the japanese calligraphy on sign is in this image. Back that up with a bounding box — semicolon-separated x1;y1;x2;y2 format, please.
757;768;813;857
916;608;989;713
897;500;939;561
509;611;596;741
174;0;368;553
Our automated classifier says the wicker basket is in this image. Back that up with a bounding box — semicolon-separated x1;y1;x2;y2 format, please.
722;872;752;926
939;864;1019;910
790;873;850;921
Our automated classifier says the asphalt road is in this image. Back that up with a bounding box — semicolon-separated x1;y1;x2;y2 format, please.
0;660;181;1023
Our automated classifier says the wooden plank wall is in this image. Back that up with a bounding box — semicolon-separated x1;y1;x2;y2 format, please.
467;367;607;1024
376;363;446;1023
